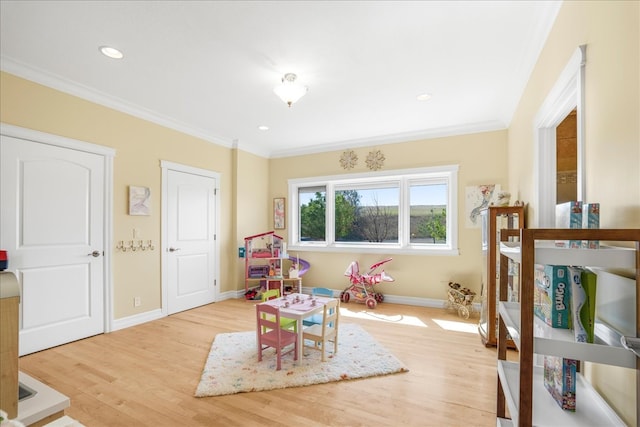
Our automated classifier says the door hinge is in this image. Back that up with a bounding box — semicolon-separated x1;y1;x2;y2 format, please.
214;188;217;195
214;279;217;287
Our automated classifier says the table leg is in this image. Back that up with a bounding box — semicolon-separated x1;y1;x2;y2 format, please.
297;318;304;361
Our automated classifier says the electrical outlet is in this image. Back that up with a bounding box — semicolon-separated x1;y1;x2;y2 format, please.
134;296;141;307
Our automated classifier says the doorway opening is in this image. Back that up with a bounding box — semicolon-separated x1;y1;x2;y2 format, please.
556;109;578;204
534;45;586;227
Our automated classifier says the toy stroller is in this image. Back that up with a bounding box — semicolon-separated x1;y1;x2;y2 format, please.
340;258;394;309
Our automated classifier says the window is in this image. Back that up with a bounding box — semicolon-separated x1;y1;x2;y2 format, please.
289;165;458;255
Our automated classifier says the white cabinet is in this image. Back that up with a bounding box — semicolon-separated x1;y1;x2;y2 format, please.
496;229;639;427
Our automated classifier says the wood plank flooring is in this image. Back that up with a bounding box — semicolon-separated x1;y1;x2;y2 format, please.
19;299;511;426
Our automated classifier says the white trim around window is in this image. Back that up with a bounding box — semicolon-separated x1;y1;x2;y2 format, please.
288;165;459;256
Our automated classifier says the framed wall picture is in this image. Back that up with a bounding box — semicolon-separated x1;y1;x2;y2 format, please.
464;184;500;228
273;197;285;229
129;185;151;216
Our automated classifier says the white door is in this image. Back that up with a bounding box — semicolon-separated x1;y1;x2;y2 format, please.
165;167;217;314
1;135;105;356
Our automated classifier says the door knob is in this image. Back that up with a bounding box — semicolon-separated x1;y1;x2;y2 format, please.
88;250;101;257
169;247;181;252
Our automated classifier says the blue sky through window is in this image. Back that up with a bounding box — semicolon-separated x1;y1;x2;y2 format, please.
300;184;446;206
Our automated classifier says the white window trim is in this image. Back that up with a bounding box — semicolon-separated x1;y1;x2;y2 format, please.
288;165;459;256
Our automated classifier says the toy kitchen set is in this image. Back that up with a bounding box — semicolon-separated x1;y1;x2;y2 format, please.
1;250;70;426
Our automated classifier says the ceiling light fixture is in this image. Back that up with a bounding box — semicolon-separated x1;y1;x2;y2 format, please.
273;73;307;107
257;125;269;131
416;93;432;101
99;45;124;59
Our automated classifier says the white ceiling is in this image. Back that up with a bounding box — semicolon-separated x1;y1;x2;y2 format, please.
0;1;561;158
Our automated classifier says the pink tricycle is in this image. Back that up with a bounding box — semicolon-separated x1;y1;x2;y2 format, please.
340;258;394;309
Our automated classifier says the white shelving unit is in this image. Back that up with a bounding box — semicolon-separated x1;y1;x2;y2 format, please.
496;229;639;427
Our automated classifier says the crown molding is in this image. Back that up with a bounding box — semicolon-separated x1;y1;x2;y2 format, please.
1;55;234;149
267;120;507;159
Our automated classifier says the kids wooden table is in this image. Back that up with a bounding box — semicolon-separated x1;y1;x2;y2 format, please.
258;293;334;360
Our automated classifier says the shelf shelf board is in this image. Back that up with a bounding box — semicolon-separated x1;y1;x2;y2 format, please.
497;361;626;427
498;302;522;348
499;242;636;269
496;417;513;427
498;302;636;368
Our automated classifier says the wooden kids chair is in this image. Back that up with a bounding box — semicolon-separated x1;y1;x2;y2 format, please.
261;289;297;332
256;303;298;370
302;287;334;327
302;299;340;362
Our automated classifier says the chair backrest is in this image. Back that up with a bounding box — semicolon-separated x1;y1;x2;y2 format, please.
261;288;280;302
312;287;333;298
256;303;280;332
322;299;339;332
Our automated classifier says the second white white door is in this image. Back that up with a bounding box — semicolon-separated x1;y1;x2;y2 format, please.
165;167;217;314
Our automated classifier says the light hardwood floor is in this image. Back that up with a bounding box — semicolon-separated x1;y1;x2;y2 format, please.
19;299;510;426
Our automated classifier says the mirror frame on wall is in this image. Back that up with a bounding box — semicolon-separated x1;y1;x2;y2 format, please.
533;45;586;227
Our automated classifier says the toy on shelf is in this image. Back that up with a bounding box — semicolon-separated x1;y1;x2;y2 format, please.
340;258;394;309
288;255;310;277
444;281;477;319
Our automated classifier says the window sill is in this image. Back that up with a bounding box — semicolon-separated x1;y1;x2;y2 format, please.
288;244;459;256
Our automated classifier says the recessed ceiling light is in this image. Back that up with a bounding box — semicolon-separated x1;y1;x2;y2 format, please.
416;93;432;101
258;125;269;131
99;45;124;59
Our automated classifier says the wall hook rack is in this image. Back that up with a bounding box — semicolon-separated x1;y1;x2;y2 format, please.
116;240;154;252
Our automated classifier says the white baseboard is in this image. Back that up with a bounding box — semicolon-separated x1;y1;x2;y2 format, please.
235;286;478;310
111;308;164;332
217;290;241;301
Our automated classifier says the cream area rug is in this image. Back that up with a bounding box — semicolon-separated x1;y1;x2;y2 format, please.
195;323;408;397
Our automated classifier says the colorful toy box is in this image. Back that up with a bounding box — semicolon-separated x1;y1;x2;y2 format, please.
568;266;597;343
555;201;582;248
534;264;571;329
543;355;577;411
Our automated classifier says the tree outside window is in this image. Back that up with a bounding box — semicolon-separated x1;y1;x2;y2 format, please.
291;165;457;253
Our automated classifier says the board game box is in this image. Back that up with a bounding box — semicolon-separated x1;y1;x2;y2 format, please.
555;201;582;248
568;266;597;343
543;355;577;411
582;202;600;249
534;264;571;329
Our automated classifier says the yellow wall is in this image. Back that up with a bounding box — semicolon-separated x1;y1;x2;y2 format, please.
509;0;640;227
234;149;270;291
508;1;639;424
269;130;509;300
0;72;236;319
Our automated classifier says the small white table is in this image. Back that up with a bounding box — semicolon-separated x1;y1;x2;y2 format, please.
259;293;334;360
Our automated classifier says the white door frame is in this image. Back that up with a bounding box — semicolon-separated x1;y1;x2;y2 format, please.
533;45;586;227
0;123;116;332
160;160;220;316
